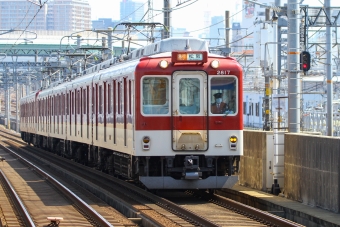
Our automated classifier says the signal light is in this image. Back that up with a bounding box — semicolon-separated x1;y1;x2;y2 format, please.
300;51;311;72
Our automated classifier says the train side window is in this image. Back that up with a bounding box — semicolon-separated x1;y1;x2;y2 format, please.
66;93;69;115
118;82;121;114
92;86;95;114
129;80;132;114
57;95;59;115
99;85;103;114
142;77;169;115
77;90;80;114
210;77;237;115
52;96;55;116
108;84;112;114
73;91;76;115
82;89;84;115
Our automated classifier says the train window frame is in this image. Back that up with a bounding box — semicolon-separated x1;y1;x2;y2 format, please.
141;76;170;116
209;76;238;115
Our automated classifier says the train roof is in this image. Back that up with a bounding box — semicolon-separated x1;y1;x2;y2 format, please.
129;37;209;59
82;37;210;76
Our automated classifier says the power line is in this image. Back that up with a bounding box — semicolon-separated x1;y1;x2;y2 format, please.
184;6;246;34
13;2;34;30
3;0;49;55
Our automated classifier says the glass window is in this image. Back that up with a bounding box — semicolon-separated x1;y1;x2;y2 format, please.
211;77;237;114
179;78;200;114
99;85;103;114
142;77;169;115
108;84;112;114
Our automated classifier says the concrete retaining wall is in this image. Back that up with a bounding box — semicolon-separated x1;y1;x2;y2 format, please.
284;133;340;213
240;131;340;213
239;130;267;191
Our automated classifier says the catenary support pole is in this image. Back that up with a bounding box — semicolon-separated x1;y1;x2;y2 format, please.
326;0;333;136
287;0;300;133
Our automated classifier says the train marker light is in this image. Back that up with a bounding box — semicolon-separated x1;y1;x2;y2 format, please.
142;136;150;150
229;136;237;150
159;60;169;69
300;51;311;72
211;60;220;69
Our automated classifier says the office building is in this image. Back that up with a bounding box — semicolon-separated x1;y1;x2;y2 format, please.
120;0;145;22
47;0;91;31
0;0;48;30
0;0;91;31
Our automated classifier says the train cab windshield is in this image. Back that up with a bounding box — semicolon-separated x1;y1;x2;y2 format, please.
210;77;237;115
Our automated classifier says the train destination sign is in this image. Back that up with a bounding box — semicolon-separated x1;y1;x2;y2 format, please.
172;51;208;63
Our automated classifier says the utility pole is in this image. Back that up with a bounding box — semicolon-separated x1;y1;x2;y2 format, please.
225;11;230;57
325;0;333;136
276;0;282;92
147;0;154;43
287;0;300;133
263;10;272;131
163;0;171;39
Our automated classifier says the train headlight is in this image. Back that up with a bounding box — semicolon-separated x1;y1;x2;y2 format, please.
211;60;220;69
159;60;169;69
142;136;150;150
229;135;237;150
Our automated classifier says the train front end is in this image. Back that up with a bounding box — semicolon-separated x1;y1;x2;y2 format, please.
134;38;243;189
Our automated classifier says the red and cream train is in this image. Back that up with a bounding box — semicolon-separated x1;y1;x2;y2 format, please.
20;37;243;189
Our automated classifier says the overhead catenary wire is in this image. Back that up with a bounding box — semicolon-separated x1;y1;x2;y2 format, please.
179;6;246;35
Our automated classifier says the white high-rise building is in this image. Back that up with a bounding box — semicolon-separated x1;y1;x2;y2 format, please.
47;0;91;31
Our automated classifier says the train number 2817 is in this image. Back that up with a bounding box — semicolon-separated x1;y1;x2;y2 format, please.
217;70;230;75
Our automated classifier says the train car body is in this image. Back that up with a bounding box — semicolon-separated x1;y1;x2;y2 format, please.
20;37;243;189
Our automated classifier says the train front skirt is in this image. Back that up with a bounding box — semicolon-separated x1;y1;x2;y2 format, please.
139;176;239;189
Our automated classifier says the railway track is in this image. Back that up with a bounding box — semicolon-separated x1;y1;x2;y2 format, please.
0;128;305;227
0;133;133;226
0;168;34;227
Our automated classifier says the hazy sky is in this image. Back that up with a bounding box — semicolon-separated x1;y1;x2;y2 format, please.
87;0;328;35
88;0;237;31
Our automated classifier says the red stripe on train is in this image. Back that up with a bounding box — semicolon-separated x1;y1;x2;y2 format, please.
135;116;243;130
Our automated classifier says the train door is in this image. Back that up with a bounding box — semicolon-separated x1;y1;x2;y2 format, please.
172;71;208;151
